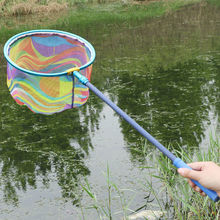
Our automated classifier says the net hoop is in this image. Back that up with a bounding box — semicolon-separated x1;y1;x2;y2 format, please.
3;29;96;77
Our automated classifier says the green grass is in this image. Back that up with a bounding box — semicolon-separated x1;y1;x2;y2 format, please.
81;134;220;219
206;0;220;7
0;0;219;23
1;1;219;218
81;166;135;219
54;0;202;30
0;0;203;30
153;134;220;219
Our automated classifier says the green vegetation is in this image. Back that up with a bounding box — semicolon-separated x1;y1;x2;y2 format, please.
0;0;219;43
57;0;201;27
0;0;201;17
81;135;220;219
207;0;220;7
0;0;208;59
0;0;219;219
0;0;219;23
155;135;220;219
0;0;205;67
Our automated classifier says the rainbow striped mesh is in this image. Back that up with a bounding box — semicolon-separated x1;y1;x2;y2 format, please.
4;30;94;114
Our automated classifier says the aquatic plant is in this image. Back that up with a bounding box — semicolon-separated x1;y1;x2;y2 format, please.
152;134;220;219
81;134;220;219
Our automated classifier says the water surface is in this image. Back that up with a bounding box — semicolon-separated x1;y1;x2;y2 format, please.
0;3;220;219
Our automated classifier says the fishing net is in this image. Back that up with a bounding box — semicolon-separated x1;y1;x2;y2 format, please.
3;32;220;203
4;30;95;114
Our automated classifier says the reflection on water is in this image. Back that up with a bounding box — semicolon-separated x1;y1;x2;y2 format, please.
111;57;220;158
0;87;97;204
0;2;220;219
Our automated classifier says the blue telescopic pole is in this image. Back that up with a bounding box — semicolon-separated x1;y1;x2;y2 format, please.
73;71;219;202
86;81;176;161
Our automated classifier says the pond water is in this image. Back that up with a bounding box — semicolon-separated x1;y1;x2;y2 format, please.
0;2;220;220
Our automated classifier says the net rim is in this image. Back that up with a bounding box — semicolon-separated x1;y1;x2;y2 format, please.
3;29;96;77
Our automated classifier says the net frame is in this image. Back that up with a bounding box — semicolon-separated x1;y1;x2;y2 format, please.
3;29;96;114
4;29;96;77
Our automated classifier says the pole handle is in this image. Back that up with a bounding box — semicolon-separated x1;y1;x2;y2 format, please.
173;158;219;202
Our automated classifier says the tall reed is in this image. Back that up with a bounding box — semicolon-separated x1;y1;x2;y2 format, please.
81;134;220;219
152;134;220;219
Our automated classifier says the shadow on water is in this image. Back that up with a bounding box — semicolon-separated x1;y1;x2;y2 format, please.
0;2;220;219
0;64;104;205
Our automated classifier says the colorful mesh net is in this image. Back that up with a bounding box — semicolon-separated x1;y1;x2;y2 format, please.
4;30;95;114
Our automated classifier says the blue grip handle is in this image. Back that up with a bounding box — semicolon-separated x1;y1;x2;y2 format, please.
173;158;219;202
